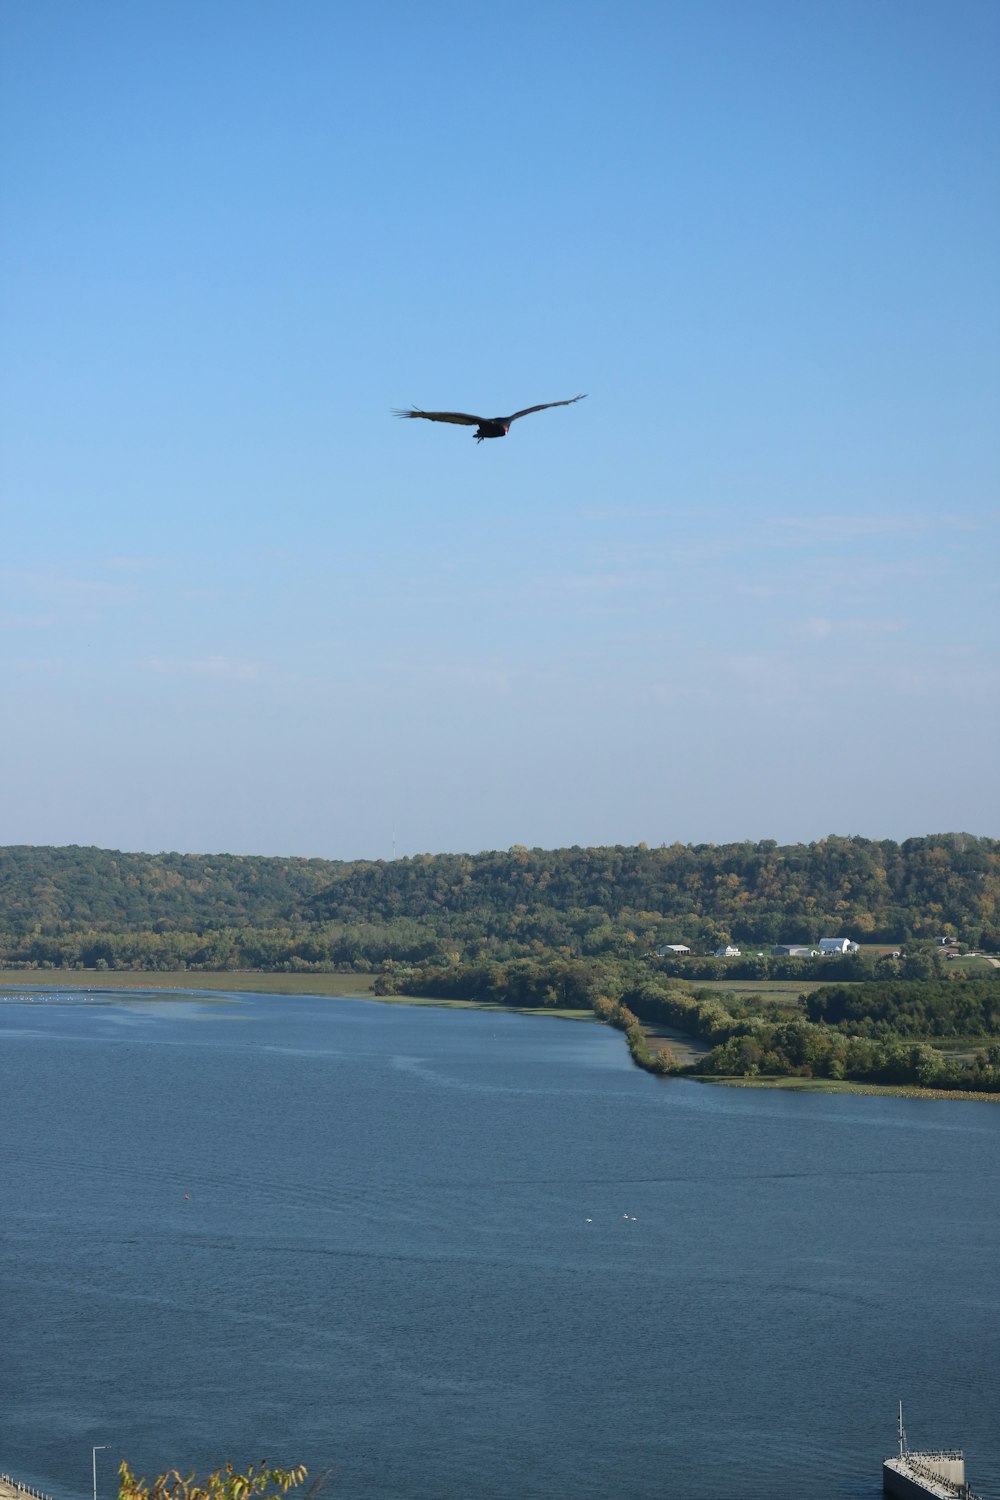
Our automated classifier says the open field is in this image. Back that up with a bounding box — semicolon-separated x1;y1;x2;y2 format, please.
688;978;826;1008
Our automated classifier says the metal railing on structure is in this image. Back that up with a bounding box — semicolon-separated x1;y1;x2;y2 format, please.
903;1455;986;1500
0;1476;55;1500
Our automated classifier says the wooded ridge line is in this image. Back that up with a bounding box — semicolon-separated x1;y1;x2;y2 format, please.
0;835;996;953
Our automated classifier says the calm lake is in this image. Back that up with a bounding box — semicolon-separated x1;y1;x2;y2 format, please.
1;989;997;1500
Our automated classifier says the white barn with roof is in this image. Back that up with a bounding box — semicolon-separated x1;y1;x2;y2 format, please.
818;937;858;954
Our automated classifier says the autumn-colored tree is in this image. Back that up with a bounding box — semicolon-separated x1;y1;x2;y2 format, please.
119;1460;310;1500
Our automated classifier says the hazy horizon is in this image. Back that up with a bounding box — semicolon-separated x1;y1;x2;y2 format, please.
3;1;998;861
2;828;996;865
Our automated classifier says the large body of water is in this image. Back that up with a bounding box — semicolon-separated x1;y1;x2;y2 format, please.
1;988;997;1500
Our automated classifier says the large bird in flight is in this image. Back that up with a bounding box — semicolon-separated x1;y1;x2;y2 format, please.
395;393;586;443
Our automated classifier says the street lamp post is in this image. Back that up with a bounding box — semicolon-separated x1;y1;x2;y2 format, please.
93;1446;110;1500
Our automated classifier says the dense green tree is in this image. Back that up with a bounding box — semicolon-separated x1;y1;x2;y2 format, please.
803;978;1000;1038
0;834;996;942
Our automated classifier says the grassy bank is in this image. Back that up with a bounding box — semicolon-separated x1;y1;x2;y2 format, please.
707;1075;1000;1101
0;968;595;1020
0;968;379;997
641;1024;711;1066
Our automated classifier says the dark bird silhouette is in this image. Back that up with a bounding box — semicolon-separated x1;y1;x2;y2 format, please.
395;394;586;443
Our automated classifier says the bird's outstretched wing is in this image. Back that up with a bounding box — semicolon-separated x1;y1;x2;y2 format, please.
506;394;587;423
394;407;484;426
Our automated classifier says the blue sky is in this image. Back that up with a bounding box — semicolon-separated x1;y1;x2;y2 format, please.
2;0;997;858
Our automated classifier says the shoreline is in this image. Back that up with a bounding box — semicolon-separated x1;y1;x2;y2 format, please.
0;968;595;1021
2;969;998;1101
705;1074;1000;1102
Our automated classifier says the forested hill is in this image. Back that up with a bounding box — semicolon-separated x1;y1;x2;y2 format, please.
1;834;998;948
0;846;336;933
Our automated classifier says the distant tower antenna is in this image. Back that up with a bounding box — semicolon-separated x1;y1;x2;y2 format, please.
898;1400;907;1458
392;828;396;862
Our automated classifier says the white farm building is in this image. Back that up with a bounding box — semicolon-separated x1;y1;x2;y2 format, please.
656;943;691;956
818;937;859;954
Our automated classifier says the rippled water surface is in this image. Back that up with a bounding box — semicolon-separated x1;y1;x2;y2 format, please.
1;988;998;1500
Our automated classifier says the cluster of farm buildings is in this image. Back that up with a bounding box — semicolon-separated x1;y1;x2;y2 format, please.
656;937;861;958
